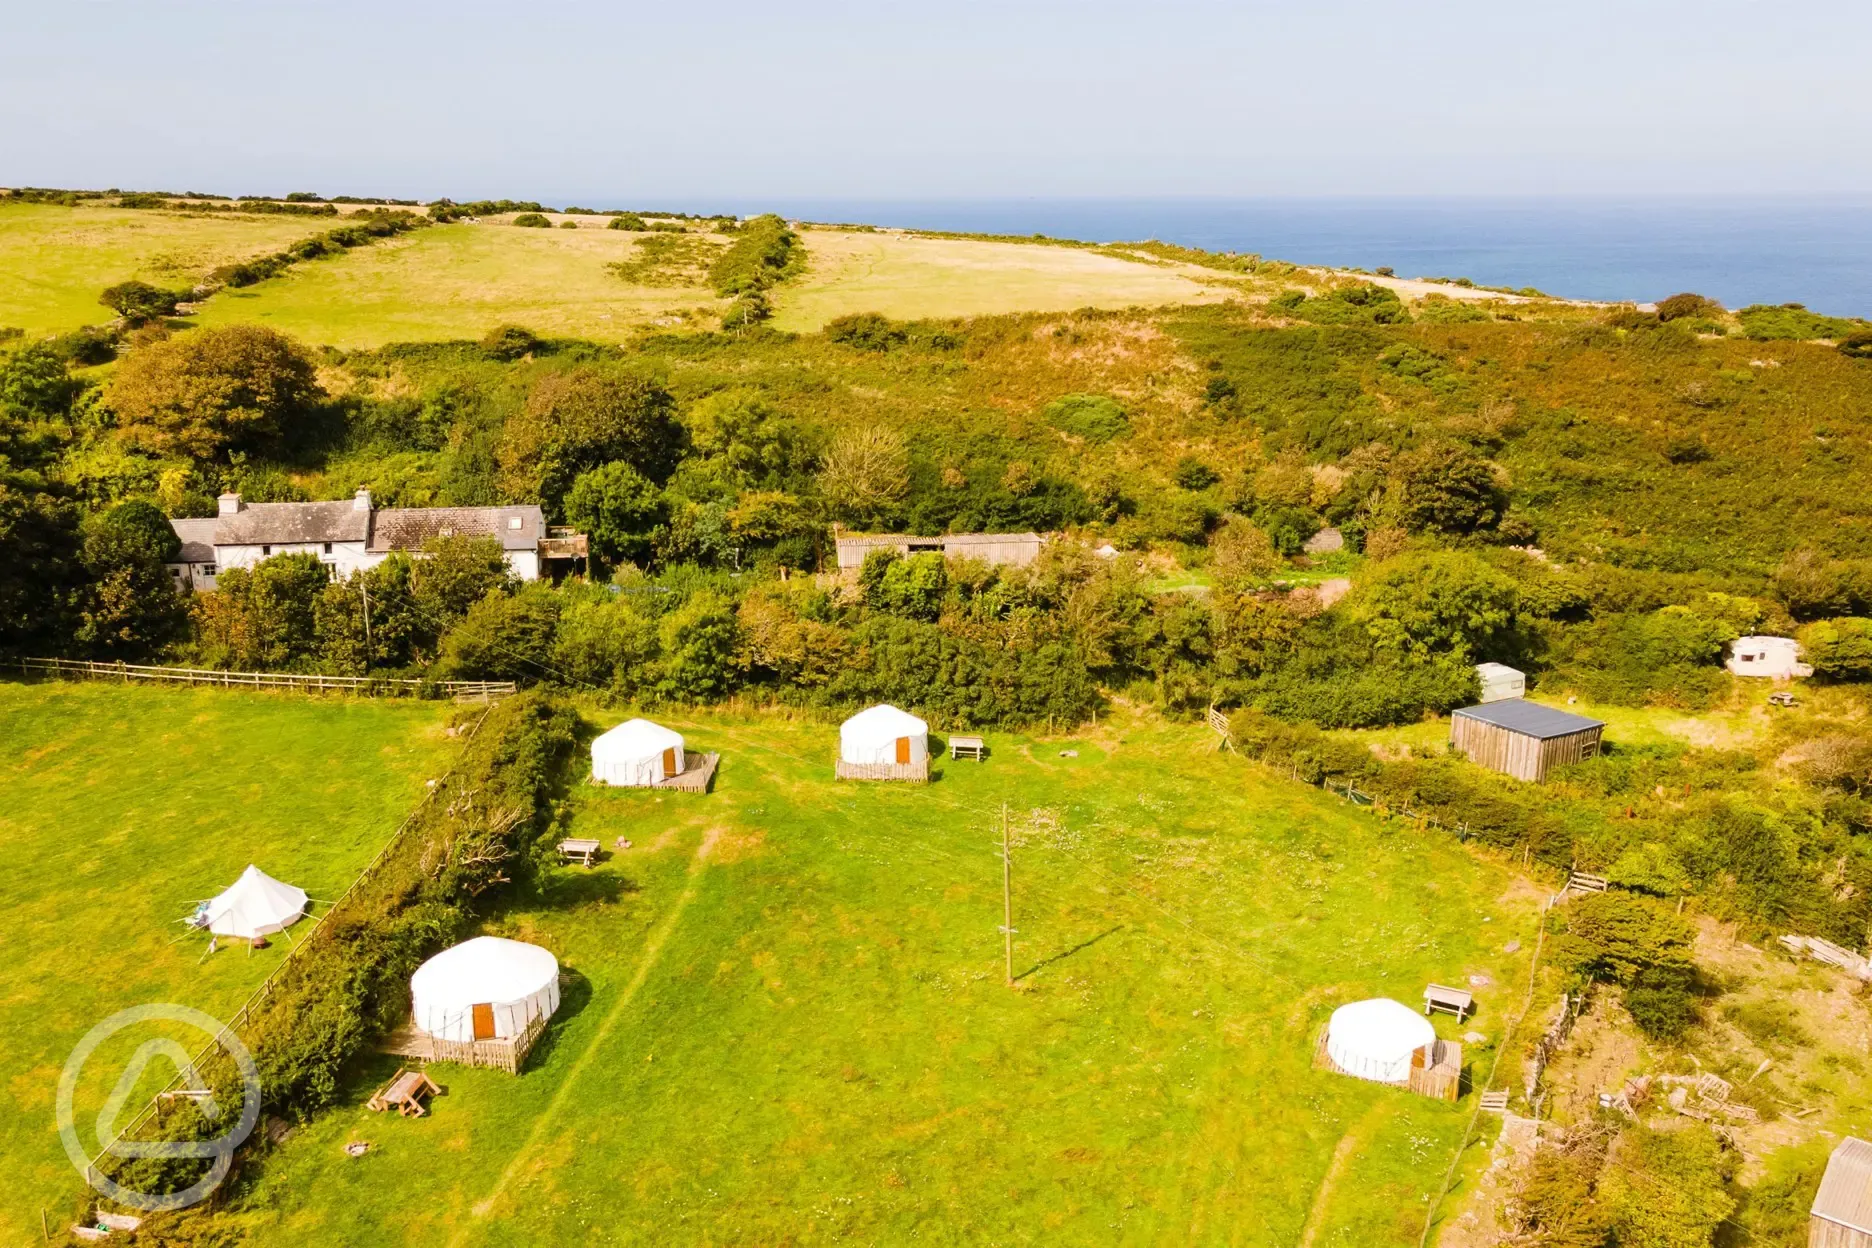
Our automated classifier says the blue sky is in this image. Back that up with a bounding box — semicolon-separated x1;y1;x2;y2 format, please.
3;0;1867;203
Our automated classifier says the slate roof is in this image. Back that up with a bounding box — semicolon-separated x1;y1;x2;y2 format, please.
368;506;543;553
835;531;1043;548
1452;698;1604;740
1815;1137;1872;1234
214;500;369;546
170;518;218;563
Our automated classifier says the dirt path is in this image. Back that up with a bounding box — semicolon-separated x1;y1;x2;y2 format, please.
449;828;720;1242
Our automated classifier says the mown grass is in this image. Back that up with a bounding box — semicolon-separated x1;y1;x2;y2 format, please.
0;681;453;1243
226;707;1537;1246
0;204;333;333
771;228;1239;332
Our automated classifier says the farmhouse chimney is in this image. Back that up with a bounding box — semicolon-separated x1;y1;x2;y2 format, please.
354;487;372;512
217;492;244;516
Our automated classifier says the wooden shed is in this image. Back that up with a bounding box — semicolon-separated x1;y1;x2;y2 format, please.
1450;699;1604;782
1813;1137;1872;1248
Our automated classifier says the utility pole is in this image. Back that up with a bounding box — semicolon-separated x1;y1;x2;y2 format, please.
360;579;373;669
1000;802;1015;986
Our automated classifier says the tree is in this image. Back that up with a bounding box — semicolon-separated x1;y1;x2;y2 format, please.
104;325;322;459
1552;891;1695;985
562;461;665;566
0;342;77;417
1599;1125;1734;1248
1173;457;1220;490
872;552;948;621
439;586;560;681
1354;550;1522;660
551;593;659;692
684;389;817;488
654;591;740;701
75;501;187;655
497;366;682;513
314;555;423;673
0;476;83;656
1654;292;1722;322
1390;442;1506;536
817;424;909;526
1800;617;1872;680
1208;515;1285;591
409;534;515;633
193;553;329;669
98;281;183;325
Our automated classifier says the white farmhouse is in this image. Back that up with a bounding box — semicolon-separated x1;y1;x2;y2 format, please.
164;490;583;590
1726;635;1812;680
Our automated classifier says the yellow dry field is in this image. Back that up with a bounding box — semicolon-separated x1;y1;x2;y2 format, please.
769;227;1240;330
193;222;725;347
0;204;335;333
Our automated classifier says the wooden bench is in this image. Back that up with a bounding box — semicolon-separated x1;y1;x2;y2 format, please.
367;1067;441;1117
557;838;601;867
1424;983;1474;1019
950;734;986;761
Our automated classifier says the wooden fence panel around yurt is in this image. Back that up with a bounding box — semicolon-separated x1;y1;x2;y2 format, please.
834;757;930;783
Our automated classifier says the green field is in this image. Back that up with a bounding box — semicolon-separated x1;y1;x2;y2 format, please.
193;221;728;348
223;707;1536;1246
0;204;332;334
0;681;453;1244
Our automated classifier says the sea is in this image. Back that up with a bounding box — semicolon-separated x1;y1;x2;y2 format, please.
747;197;1872;318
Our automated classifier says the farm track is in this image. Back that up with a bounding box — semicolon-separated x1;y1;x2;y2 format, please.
452;827;721;1242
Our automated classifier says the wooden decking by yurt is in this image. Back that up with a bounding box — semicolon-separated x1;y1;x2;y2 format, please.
1450;699;1605;782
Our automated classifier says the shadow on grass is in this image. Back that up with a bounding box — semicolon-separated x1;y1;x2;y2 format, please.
524;966;593;1067
1015;925;1123;982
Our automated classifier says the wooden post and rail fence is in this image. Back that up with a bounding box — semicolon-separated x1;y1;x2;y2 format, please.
12;657;514;701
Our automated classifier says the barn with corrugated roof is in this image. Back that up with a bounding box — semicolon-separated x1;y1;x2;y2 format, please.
1813;1136;1872;1248
1449;699;1605;782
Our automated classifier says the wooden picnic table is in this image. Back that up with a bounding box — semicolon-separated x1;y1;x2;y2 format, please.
367;1067;441;1117
1423;983;1474;1019
557;838;602;867
950;734;986;761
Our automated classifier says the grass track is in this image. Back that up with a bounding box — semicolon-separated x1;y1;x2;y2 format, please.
0;681;453;1242
229;707;1538;1246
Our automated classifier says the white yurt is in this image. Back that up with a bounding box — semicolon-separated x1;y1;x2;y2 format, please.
591;718;685;787
839;704;929;767
1325;998;1437;1085
204;865;308;940
410;936;560;1042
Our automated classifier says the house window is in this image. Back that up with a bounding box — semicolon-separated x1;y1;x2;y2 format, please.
323;542;333;554
262;545;271;556
508;516;523;530
200;564;216;577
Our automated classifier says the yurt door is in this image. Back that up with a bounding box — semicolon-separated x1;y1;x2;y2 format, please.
471;1003;495;1041
895;736;911;764
662;747;677;778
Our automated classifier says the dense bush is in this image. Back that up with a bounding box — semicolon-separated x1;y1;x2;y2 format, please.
1801;617;1872;680
1737;302;1864;341
1043;392;1129;443
708;213;800;315
825;313;908;351
98;280;185;324
104;324;323;459
512;212;551;228
608;213;648;231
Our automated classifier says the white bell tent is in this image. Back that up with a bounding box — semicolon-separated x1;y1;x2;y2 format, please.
839;704;929;767
203;865;308;941
410;936;560;1043
591;718;685;787
1325;998;1437;1085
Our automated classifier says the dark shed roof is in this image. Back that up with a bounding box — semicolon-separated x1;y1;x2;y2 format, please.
1452;698;1604;740
1815;1137;1872;1234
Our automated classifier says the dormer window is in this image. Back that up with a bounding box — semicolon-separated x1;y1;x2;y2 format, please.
508;516;523;530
